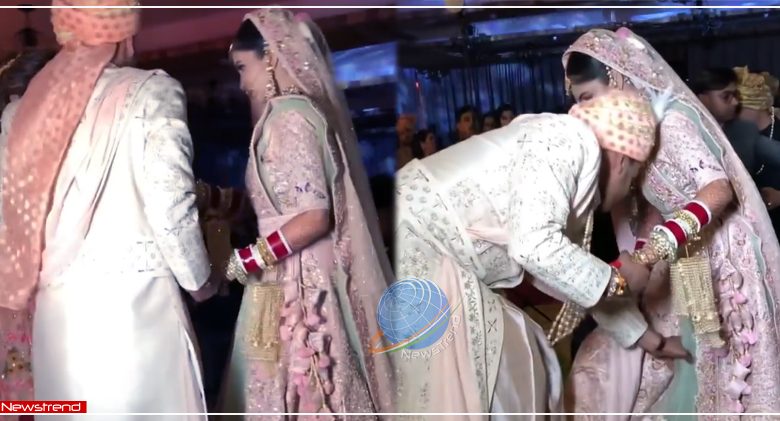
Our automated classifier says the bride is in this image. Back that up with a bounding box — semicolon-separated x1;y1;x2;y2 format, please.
217;9;395;417
564;27;780;415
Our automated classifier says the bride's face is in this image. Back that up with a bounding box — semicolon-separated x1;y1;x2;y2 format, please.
231;49;270;106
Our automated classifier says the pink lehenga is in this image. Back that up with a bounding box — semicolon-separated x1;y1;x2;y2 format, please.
218;10;394;418
564;28;780;417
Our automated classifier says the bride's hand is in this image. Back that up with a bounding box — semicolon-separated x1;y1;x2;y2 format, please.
637;328;693;362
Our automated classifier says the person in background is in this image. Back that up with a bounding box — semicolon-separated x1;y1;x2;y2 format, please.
482;111;498;132
0;50;55;113
691;68;740;125
411;128;438;159
396;113;416;169
0;49;55;409
735;66;780;141
496;103;516;127
453;104;479;143
692;67;780;234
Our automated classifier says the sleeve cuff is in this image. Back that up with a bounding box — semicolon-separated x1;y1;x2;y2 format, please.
590;298;649;348
578;260;613;308
179;259;211;292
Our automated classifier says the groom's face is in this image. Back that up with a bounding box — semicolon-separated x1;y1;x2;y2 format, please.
599;150;641;211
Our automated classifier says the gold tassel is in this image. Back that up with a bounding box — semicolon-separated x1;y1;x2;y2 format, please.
670;238;724;348
242;282;284;362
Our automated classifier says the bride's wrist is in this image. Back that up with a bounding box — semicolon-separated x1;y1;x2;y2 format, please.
224;230;294;283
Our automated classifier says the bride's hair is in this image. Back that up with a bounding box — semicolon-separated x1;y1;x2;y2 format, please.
565;51;609;86
230;19;266;57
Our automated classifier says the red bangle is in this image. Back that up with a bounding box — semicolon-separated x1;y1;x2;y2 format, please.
663;219;687;246
266;230;292;261
610;259;622;270
684;201;710;226
237;246;260;273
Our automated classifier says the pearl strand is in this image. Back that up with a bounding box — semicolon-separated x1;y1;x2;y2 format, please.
547;211;594;345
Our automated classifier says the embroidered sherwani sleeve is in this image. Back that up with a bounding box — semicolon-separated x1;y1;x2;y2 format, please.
139;74;210;291
507;135;611;308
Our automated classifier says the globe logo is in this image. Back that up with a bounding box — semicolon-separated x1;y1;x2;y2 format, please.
371;277;452;354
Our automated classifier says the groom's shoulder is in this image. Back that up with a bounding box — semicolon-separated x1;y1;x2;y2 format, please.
113;67;183;94
509;113;592;140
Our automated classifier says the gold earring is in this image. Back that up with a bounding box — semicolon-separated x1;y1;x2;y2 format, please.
607;67;618;88
264;44;278;100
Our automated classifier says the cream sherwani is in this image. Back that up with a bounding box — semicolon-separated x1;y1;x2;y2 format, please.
393;113;648;418
0;67;210;419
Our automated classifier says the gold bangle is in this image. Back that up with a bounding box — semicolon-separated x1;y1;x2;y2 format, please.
256;237;276;268
650;228;677;262
225;253;247;284
673;210;700;240
631;247;657;266
605;267;629;298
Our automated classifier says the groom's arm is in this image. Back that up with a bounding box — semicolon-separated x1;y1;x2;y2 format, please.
507;121;647;347
507;124;611;308
138;73;210;292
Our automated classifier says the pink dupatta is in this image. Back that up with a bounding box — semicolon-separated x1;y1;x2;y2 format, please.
0;0;139;310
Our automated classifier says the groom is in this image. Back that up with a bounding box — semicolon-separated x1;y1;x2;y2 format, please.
393;89;686;415
0;0;218;415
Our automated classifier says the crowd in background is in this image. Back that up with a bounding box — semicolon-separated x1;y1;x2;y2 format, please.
395;102;517;169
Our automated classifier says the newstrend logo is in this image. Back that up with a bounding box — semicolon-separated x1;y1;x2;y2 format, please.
370;277;461;356
0;401;87;414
